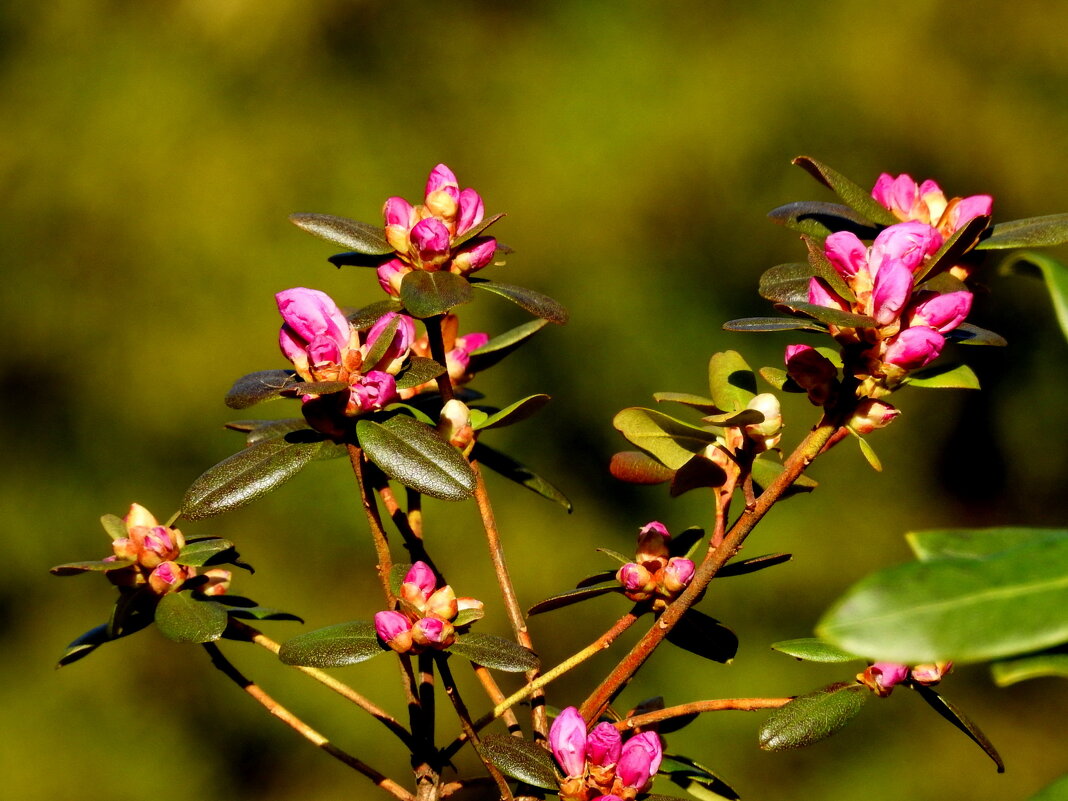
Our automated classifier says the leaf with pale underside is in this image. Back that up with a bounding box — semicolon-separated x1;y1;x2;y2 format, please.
707;351;757;412
977;213;1068;250
722;317;827;333
767;200;882;240
289;213;393;255
771;637;859;663
469;279;569;323
610;451;675;484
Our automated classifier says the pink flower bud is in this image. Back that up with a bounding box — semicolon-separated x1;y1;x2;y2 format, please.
785;345;838;406
661;557;696;594
824;231;869;278
276;288;351;352
858;662;910;697
383;196;415;228
884;327;944;370
411;617;455;648
346;371;397;414
911;661;953;685
124;502;159;529
616;731;662;791
456;596;484;616
148;561;187;595
871;259;914;326
869;222;942;274
849;399;900;434
908;291;972;333
451;237;497;276
401;561;438;606
364;312;415;373
424;163;459;198
586;722;622;768
375;610;414;653
549;706;588;778
376;258;410;297
947;195;993;231
635;521;671;565
111;537;138;562
200;568;232;596
807;277;849;311
457;187;485;235
135;525;181;569
410;218;451;264
617;563;656;601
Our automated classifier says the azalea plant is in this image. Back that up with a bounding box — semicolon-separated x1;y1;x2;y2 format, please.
52;159;1068;800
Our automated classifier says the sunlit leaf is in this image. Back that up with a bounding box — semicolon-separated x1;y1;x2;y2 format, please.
279;621;386;667
792;157;898;226
357;415;476;501
225;370;299;409
614;408;719;470
767;200;882;240
473;394;551;430
977;213;1068;249
469;279;569;323
155;592;229;643
707;351;757;412
906;363;980;390
471;442;572;511
653;392;719;413
722;316;827;333
100;514;127;540
759;367;803;392
610;451;675;484
400;270;473;318
468;318;549;373
481;735;559;790
913;684;1004;772
758;262;816;305
1026;773;1068;801
176;537;240;567
913;214;990;283
660;753;740;801
670;453;729;496
347;299;404;330
855;435;882;472
289;213;393;255
450;632;540;672
527;581;621;616
906;527;1068;562
394;357;446;391
949;323;1007;346
1000;251;1068;341
50;559;134;575
454;212;506;246
758;682;868;750
784;302;877;329
991;645;1068;686
771;638;859;663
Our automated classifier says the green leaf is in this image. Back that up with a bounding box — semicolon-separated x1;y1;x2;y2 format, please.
949;323;1007;346
771;638;859;663
653;392;719;413
906;527;1068;562
913;214;990;283
855;435;882;472
613;408;719;470
215;596;303;623
722;317;827;333
347;299;404;330
751;458;818;496
468;318;550;373
991;645;1068;686
527;581;621;616
666;609;738;664
56;613;153;668
399;270;473;318
360;315;401;373
609;450;675;484
470;442;572;511
356;415;476;501
278;621;386;667
1026;774;1068;801
225;370;299;409
758;682;869;750
792;156;898;226
912;684;1004;772
906;363;980;390
670;454;729;496
473;394;551;430
288;213;393;255
976;213;1068;250
758;262;816;305
154;592;229;644
817;535;1068;663
470;279;569;324
1000;251;1068;341
449;632;540;672
176;538;239;567
717;552;792;578
707;351;756;412
326;250;386;267
759;367;803;393
480;735;559;790
453;606;485;627
454;212;506;246
670;527;706;559
767;201;882;240
803;234;857;303
596;548;632;564
100;514;127;540
787;302;878;329
181;436;322;520
50;559;134;575
395;357;447;390
660;753;740;801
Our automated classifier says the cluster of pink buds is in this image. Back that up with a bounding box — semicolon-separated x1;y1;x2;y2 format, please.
616;522;696;611
377;164;500;295
277;288;416;432
398;313;489;399
106;503;230;597
857;660;953;697
873;173;993;246
374;562;483;654
550;707;663;800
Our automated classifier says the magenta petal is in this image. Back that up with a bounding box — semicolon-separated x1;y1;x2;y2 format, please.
870;222;942;274
548;707;587;778
871;173;895;208
375;610;412;642
889;174;919;217
807;277;848;310
586;722;622;768
909;291;972;333
279;326;310;373
276;288;350;347
404;561;438;599
307;335;342;367
950;195;994;229
872;662;910;690
453;237;497;274
383;196;414;228
366;312;415;368
347;371;397;414
871;260;914;326
410;218;451;259
457;187;485;234
885;327;944;370
617;731;662;790
425;163;459;197
824;231;868;278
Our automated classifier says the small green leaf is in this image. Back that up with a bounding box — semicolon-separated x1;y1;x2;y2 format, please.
399;270;473;318
289;213;393;255
394;357;446;391
758;262;816;305
1000;251;1068;341
473;394;550;430
347;299;404;330
949;323;1007;346
225;370;299;409
653;392;719;413
100;514;127;540
906;527;1068;562
613;408;719;470
914;214;990;283
527;581;621;616
991;645;1068;686
357;415;476;501
155;592;229;644
855;435;882;472
454;212;506;246
977;213;1068;250
786;302;878;329
470;279;569;324
716;552;791;578
906;363;980;390
666;609;738;664
215;596;303;623
609;451;675;485
722;317;827;333
56;613;153;668
468;318;550;373
279;621;386;667
660;753;740;801
707;351;756;412
670;454;729;496
597;547;631;564
1026;773;1068;801
360;315;401;373
912;684;1004;772
50;559;134;575
767;200;882;240
176;538;239;567
758;682;869;750
471;442;572;511
449;632;540;672
792;157;898;226
453;606;485;627
771;638;860;663
759;367;803;393
480;735;560;790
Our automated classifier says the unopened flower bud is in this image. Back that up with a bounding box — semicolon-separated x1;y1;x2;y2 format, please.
660;557;696;594
148;561;187;595
858;662;910;697
200;568;232;596
849;399;900;434
548;706;587;778
410;218;451;265
635;521;670;567
401;561;438;608
124;502;159;530
616;731;663;792
135;525;181;569
884;326;944;370
375;610;414;653
743;393;782;451
438;399;475;451
785;344;838;406
411;617;455;649
911;661;952;685
586;722;622;768
377;258;410;297
617;563;656;601
450;237;497;276
425;585;458;621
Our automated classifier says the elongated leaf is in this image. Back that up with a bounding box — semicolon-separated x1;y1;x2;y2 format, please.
347;299;404;330
906;527;1068;561
182;436;322;519
394;357;446;390
949;323;1007;346
470;279;569;323
666;609;738;663
701;408;764;427
708;351;756;412
176;538;239;567
991;645;1068;686
856;435;882;472
914;214;990;283
913;684;1004;772
453;606;485;627
481;735;559;790
759;262;816;305
56;612;153;668
214;595;302;623
653;391;719;413
670;454;729;496
155;592;229;643
279;621;386;667
1027;774;1068;801
610;450;675;484
817;536;1068;663
759;366;803;392
576;570;617;588
918;271;970;295
758;682;868;750
906;363;980;390
454;212;506;246
51;559;133;575
751;458;818;496
792;157;898;226
722;316;827;333
596;547;632;564
471;442;572;511
225;370;299;409
289;213;393;255
771;638;859;663
977;213;1068;249
400;270;473;318
450;632;540;672
804;234;857;303
614;408;719;470
768;200;882;240
473;394;551;430
468;318;550;373
357;415;475;501
786;302;877;329
1000;251;1068;341
100;514;127;540
326;250;385;267
660;753;740;801
527;581;621;616
360;315;401;373
716;552;792;578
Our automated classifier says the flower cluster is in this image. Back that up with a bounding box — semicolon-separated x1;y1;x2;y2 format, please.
616;522;696;610
398;313;489;399
550;706;663;800
873;172;993;244
373;562;483;654
857;660;953;697
377;164;500;295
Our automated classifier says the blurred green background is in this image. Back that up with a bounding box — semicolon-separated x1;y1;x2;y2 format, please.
3;1;1066;799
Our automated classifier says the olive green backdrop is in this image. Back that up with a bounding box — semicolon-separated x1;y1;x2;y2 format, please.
3;1;1066;799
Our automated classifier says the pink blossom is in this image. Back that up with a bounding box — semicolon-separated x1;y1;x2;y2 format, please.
824;231;869;278
807;277;849;311
549;707;588;778
425;163;459;199
849;399;900;434
908;291;972;333
661;557;696;593
871;260;914;326
401;561;438;605
457;187;485;235
411;617;455;648
450;236;498;276
636;521;671;565
364;312;416;372
425;585;459;621
617;563;655;596
785;344;838;405
375;610;414;653
884;327;945;370
872;172;992;235
346;371;397;414
376;257;410;297
869;222;942;274
586;722;622;768
616;731;662;791
276;288;352;381
410;218;451;264
148;561;188;595
859;662;911;697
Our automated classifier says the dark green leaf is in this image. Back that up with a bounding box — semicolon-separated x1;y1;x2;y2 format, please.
176;538;239;568
803;234;857;303
768;200;882;240
215;595;303;623
597;548;632;565
527;581;621;616
771;638;859;663
670;454;729;496
785;302;877;329
707;351;756;412
716;552;792;578
279;621;386;667
100;514;127;540
912;684;1004;772
613;408;719;470
666;610;738;663
468;318;550;373
347;299;404;330
670;527;706;559
759;262;816;304
722;316;828;333
470;279;569;324
56;613;153;668
991;644;1068;686
949;323;1007;346
1000;251;1068;341
453;606;485;627
473;394;551;430
360;315;401;373
289;380;348;397
906;363;980;390
181;437;322;520
289;213;393;255
357;415;475;501
1026;773;1068;801
450;632;540;672
51;559;133;575
326;250;385;267
906;527;1068;562
155;592;229;643
395;357;446;390
751;458;818;496
471;442;572;511
455;212;506;246
977;213;1068;249
576;570;617;588
914;214;990;283
759;366;803;393
610;450;675;484
660;753;740;801
399;270;473;318
758;682;868;750
225;370;299;409
480;735;559;790
792;156;898;225
653;392;719;413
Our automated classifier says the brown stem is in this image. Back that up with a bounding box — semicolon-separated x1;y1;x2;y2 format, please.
202;643;413;801
426;314;455;403
472;665;523;735
376;475;434;570
406;488;424;538
579;418;842;723
615;697;793;731
348;443;396;606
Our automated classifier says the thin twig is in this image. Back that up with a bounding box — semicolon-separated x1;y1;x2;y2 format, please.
348;444;396;606
472;665;523;735
615;697;793;731
426;314;455;403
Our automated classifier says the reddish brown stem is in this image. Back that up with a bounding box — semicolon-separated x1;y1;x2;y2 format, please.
615;697;793;731
348;444;396;606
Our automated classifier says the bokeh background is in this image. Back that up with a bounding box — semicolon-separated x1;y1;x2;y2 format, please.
3;1;1067;799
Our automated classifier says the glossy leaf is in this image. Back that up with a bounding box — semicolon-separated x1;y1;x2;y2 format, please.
660;753;740;801
473;394;550;430
722;316;827;333
751;458;818;496
949;323;1008;346
279;621;385;667
653;391;719;413
991;645;1068;686
707;351;756;412
357;415;476;501
759;366;803;393
154;592;229;644
906;363;980;390
597;548;632;565
399;270;473;318
481;734;559;790
100;514;127;540
610;450;675;484
225;370;299;409
913;684;1004;772
758;682;869;750
906;527;1068;562
771;638;859;663
347;299;404;330
449;632;540;672
395;357;446;390
976;213;1068;250
471;442;572;511
666;609;738;664
527;581;621;616
468;318;550;373
182;436;323;520
360;315;401;373
289;213;393;255
453;606;485;627
817;535;1068;663
51;559;133;575
56;613;153;668
716;552;792;578
856;435;882;472
670;454;729;496
803;234;856;303
768;200;882;240
455;212;506;246
470;279;569;324
614;408;719;470
176;538;240;567
786;302;877;329
914;214;990;283
576;570;617;588
918;271;970;295
759;262;815;304
215;596;303;623
1000;251;1068;341
792;156;898;226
